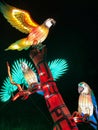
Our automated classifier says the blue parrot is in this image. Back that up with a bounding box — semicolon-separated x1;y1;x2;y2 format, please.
78;81;98;130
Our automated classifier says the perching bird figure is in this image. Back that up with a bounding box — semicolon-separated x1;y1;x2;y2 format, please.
0;58;68;101
21;62;43;96
21;62;38;86
0;2;56;51
77;82;98;130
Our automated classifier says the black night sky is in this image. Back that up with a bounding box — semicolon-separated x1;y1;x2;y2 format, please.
0;0;97;130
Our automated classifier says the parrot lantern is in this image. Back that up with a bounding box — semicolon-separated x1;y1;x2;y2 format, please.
0;2;56;51
73;82;98;130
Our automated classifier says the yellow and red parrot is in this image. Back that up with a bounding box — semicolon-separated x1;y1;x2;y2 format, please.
0;2;56;51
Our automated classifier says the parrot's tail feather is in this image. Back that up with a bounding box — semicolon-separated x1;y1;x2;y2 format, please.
4;38;29;51
5;47;24;51
4;44;20;51
0;2;11;16
4;48;9;51
24;47;30;50
89;115;98;130
0;2;5;13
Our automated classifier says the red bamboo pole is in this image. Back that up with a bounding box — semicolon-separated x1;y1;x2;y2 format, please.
30;47;78;130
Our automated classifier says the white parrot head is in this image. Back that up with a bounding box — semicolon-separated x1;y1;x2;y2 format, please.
21;62;29;72
78;81;91;94
44;18;56;28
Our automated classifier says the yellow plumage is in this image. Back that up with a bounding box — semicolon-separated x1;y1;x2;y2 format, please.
0;2;38;34
5;38;30;51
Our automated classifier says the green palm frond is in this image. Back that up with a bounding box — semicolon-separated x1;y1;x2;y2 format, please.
48;59;68;81
0;59;36;102
0;58;68;102
0;77;17;102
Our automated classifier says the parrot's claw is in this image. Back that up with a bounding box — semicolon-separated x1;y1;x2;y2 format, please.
72;111;81;117
38;44;46;50
32;43;46;50
21;95;29;100
82;114;89;122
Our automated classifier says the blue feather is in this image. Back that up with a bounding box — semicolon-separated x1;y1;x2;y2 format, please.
91;91;98;129
91;91;97;109
89;115;98;130
36;90;44;95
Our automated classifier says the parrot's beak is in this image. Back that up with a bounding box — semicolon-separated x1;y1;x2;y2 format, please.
51;19;56;26
78;86;84;93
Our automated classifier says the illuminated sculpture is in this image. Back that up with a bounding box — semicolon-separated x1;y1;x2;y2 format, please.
0;58;68;101
0;48;78;130
0;2;79;130
72;82;98;130
29;47;78;130
0;2;56;51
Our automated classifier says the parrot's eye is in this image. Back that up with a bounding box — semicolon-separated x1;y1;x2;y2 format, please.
78;82;83;86
22;64;25;68
21;62;27;70
21;63;25;68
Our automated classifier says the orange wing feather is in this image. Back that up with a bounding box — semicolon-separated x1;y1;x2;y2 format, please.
0;2;39;34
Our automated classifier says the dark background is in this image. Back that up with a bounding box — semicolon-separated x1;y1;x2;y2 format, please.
0;0;97;129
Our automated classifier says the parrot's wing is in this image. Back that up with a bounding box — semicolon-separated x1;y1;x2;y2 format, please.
0;2;39;34
0;77;17;102
91;91;98;121
11;58;36;88
48;59;68;81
